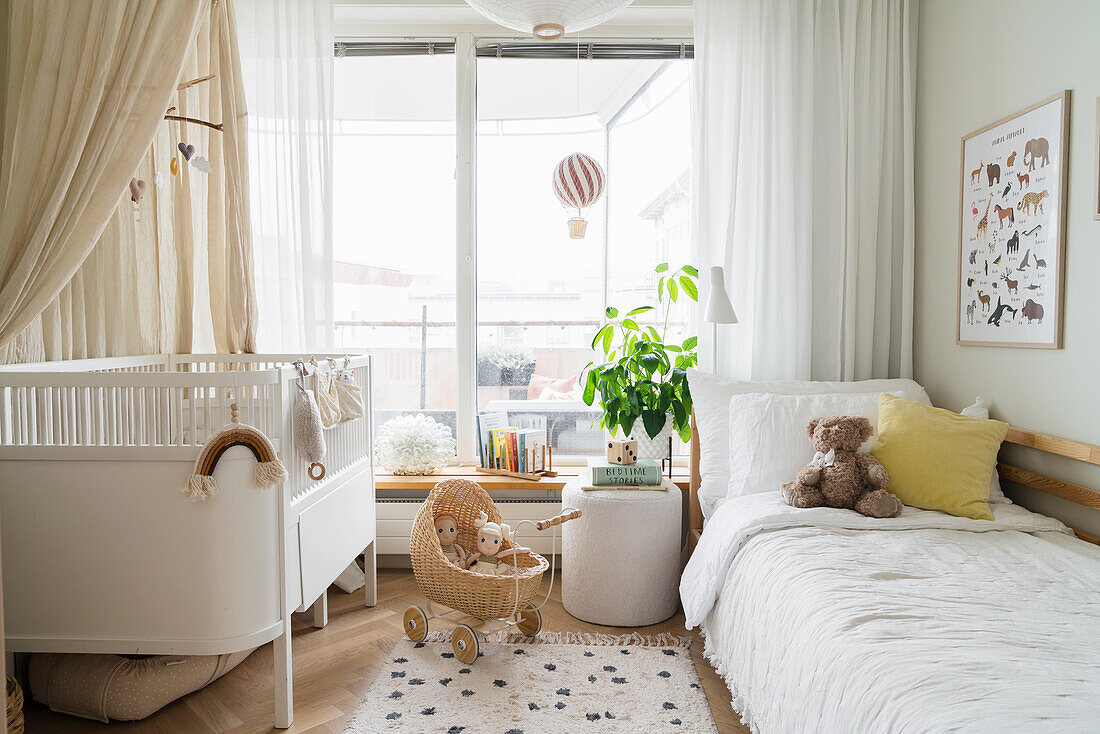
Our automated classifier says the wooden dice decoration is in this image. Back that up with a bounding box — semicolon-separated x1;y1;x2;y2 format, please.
607;439;638;465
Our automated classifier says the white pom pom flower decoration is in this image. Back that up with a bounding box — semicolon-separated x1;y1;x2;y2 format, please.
374;414;456;475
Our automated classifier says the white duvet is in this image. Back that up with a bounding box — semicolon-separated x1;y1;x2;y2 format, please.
681;493;1100;734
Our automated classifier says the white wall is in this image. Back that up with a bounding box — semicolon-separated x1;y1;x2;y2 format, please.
915;0;1100;533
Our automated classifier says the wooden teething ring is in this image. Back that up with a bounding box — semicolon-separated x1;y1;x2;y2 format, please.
308;462;326;480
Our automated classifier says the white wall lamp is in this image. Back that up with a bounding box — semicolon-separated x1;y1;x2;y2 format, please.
703;265;738;374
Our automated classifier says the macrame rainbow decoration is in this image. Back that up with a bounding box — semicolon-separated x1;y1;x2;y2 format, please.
181;422;288;502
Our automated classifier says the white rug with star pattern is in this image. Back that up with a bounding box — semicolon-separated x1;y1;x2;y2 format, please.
343;631;719;733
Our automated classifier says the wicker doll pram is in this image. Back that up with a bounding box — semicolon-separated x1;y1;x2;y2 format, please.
405;479;581;663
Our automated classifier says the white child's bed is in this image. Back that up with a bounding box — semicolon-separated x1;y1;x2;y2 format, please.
681;371;1100;734
0;353;378;729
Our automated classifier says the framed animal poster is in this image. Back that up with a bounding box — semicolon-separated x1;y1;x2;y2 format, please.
957;90;1070;348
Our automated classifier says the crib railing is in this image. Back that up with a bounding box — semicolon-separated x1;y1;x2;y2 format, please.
0;354;372;495
0;369;283;448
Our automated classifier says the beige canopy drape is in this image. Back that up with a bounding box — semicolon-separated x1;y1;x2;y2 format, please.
0;1;206;360
0;0;257;362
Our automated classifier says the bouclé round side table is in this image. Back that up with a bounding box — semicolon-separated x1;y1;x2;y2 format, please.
561;478;682;626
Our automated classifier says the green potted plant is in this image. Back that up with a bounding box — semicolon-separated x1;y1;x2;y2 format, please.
580;263;699;456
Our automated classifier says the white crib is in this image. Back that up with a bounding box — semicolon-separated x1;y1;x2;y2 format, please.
0;353;376;728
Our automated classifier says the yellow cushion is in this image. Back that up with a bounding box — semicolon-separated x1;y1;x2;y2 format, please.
871;393;1007;521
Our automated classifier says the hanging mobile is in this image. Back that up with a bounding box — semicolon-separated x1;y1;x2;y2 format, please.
129;177;146;223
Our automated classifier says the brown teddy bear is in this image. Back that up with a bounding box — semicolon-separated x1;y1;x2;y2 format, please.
780;415;903;518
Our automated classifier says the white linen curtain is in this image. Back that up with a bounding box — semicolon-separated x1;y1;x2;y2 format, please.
2;0;257;362
236;0;335;352
0;1;206;361
693;0;917;381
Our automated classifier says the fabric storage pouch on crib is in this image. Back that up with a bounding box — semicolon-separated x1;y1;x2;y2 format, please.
311;357;342;429
332;357;364;424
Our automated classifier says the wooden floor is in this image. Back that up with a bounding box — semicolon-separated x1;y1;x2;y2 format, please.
25;569;748;733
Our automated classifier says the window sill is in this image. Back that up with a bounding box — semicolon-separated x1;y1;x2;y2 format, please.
376;465;691;492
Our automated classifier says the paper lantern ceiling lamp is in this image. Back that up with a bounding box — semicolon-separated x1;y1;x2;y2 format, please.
464;0;634;40
553;152;605;239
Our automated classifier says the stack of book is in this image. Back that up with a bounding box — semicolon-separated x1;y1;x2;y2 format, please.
586;456;666;490
476;412;547;474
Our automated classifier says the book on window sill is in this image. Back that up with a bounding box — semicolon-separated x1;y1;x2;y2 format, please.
476;413;548;473
586;457;664;488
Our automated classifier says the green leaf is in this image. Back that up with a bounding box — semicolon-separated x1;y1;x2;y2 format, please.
682;336;698;351
642;409;665;439
665;344;682;353
582;370;597;405
655;262;670;273
638;353;660;375
656;350;671;374
668;279;679;301
620;412;638;437
626;306;654;317
672;399;688;431
605;306;618;319
657;278;665;302
602;325;614;353
622;318;639;331
591;325;608;351
680;276;698;301
682;265;699;277
646;326;662;343
658;385;672;413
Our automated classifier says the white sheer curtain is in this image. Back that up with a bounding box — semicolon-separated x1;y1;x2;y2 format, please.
693;0;917;381
236;0;334;353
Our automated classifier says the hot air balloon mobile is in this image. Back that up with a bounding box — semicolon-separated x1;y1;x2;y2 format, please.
553;152;605;239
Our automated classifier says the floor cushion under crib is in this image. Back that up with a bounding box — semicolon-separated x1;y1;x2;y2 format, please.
28;648;255;723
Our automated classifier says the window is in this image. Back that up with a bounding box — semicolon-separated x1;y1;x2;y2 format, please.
334;40;694;465
333;49;458;437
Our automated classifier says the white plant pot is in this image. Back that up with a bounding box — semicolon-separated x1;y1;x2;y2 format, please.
627;416;676;461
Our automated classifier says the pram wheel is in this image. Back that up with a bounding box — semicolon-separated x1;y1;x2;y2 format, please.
403;605;428;642
516;603;542;635
452;624;479;664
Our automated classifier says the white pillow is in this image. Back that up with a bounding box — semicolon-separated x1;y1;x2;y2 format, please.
726;392;895;500
959;396;1010;504
687;369;932;520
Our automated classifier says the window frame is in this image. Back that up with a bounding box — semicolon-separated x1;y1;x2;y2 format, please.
334;34;694;465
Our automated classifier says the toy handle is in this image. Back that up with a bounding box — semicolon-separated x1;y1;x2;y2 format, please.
535;509;582;531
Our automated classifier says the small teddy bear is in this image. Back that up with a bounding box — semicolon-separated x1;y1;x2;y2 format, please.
434;513;471;569
466;511;528;576
780;415;902;518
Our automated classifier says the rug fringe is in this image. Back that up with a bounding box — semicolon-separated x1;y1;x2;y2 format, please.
420;630;693;649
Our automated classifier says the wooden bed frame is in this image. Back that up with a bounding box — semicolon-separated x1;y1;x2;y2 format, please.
688;415;1100;546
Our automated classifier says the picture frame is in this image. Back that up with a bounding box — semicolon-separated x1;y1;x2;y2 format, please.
956;90;1070;349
